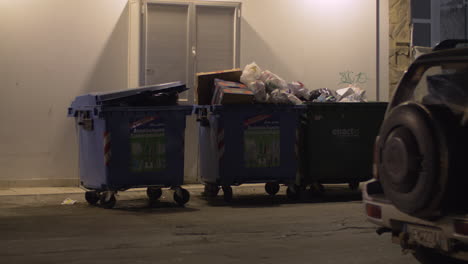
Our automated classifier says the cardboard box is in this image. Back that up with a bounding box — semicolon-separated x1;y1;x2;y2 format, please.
211;79;254;105
196;69;242;105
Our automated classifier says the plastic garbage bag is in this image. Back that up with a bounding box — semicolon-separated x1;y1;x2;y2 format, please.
309;88;337;102
268;89;291;104
260;70;289;93
266;89;302;105
288;81;311;100
336;86;367;102
287;93;304;105
248;80;268;103
240;62;263;85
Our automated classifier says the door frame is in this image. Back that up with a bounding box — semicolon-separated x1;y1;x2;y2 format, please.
192;1;241;80
138;0;241;104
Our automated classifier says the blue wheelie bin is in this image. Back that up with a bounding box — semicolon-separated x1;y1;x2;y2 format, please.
68;82;193;208
197;104;305;201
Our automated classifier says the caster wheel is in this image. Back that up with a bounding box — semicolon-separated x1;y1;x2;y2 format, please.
147;187;163;201
222;186;233;202
99;193;116;209
265;183;280;196
349;181;360;191
317;183;325;193
85;191;99;205
203;184;220;198
308;183;325;197
287;185;301;200
310;183;325;193
174;188;190;206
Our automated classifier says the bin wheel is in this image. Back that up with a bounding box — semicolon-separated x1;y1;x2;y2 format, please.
318;183;325;193
265;183;280;196
99;193;116;209
147;187;163;201
287;185;301;200
174;188;190;206
203;184;220;198
85;191;100;205
309;183;325;195
222;186;233;202
349;181;360;191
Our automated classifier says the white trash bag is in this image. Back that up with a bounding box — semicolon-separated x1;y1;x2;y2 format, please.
240;62;263;85
260;70;289;93
336;86;367;102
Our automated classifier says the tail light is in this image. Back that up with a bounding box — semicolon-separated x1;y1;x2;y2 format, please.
366;203;382;219
373;136;380;179
454;220;468;236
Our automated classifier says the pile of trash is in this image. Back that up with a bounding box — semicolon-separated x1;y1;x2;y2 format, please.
231;62;368;105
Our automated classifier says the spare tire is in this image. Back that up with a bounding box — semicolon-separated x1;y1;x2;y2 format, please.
378;103;448;218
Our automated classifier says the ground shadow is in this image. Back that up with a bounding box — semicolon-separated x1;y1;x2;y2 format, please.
110;198;199;214
199;186;362;208
59;2;130;184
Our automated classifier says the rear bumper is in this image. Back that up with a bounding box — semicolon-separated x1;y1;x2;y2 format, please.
363;179;468;260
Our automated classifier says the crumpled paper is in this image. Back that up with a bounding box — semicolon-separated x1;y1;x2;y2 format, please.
61;198;77;205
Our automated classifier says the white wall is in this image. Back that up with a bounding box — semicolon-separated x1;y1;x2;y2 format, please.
0;0;384;186
0;0;129;186
240;0;379;100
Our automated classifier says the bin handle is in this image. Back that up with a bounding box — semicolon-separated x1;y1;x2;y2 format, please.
78;119;94;131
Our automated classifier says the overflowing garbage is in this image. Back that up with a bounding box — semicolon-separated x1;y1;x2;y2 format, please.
206;62;368;105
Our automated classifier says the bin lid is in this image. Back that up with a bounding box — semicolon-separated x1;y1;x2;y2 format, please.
68;82;188;116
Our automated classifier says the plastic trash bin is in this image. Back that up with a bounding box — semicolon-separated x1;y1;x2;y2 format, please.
301;102;387;192
197;104;305;201
68;82;193;208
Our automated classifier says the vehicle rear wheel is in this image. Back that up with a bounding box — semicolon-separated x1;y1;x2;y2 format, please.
413;247;467;264
378;103;446;218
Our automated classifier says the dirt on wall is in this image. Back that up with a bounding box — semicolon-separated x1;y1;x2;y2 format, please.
389;0;411;97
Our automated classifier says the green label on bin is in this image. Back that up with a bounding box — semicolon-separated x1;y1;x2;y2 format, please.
243;114;280;168
129;116;166;173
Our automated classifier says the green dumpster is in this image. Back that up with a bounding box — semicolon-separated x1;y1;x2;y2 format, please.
301;102;387;190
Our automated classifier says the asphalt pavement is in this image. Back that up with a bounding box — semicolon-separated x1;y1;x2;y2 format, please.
0;184;419;264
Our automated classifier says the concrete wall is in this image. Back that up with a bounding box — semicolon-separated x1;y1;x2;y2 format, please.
0;0;384;187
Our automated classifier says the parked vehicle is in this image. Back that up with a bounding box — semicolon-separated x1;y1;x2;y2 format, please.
363;40;468;264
